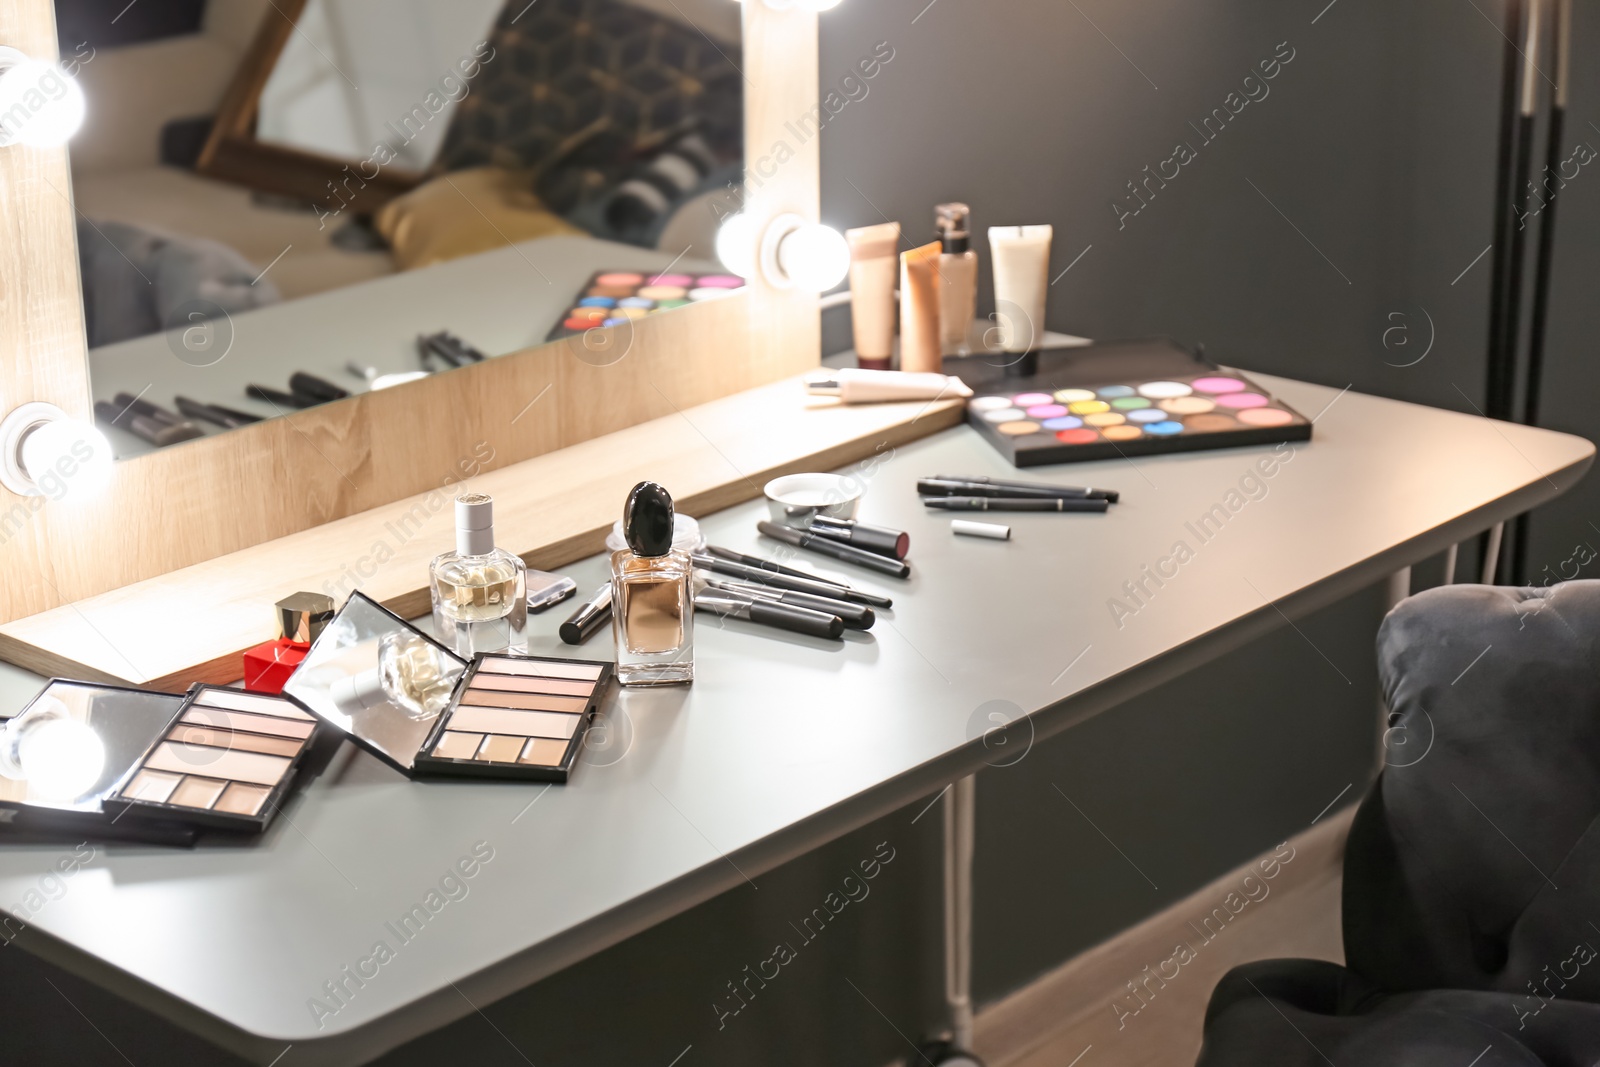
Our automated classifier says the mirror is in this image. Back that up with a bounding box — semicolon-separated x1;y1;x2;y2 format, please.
60;0;746;458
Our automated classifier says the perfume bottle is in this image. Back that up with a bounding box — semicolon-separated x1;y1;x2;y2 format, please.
243;592;335;693
430;493;527;657
610;481;694;686
936;202;978;356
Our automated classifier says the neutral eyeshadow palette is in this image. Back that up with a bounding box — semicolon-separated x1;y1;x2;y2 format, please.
417;653;611;783
283;592;611;784
544;269;745;341
0;679;313;841
103;685;319;832
946;339;1311;467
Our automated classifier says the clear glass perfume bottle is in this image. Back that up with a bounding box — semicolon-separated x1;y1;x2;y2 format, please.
430;493;527;658
610;481;694;686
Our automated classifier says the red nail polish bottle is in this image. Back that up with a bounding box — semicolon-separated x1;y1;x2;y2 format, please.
243;592;335;693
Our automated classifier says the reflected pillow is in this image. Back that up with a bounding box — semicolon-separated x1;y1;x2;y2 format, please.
373;167;582;270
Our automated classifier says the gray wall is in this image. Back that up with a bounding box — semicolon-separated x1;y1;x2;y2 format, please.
10;1;1584;1064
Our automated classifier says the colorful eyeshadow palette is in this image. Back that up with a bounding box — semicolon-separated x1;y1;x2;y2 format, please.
946;339;1311;467
284;592;612;784
545;269;745;340
416;653;612;783
104;685;318;832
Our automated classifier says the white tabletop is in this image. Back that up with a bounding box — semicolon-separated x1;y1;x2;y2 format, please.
0;374;1589;1064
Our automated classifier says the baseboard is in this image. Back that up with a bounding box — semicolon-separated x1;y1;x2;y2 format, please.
963;807;1354;1067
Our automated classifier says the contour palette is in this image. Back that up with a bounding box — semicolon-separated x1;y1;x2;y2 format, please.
947;339;1311;467
107;685;317;831
283;593;613;784
545;269;744;340
418;654;611;783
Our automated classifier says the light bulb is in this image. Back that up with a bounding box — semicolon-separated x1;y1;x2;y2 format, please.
0;49;85;148
714;212;758;278
776;222;850;293
759;0;845;9
19;417;114;499
4;712;105;801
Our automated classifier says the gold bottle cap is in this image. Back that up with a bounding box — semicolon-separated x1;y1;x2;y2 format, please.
276;592;335;645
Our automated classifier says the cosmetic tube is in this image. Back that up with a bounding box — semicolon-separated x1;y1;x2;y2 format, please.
559;583;613;645
936;203;977;355
846;223;900;371
899;241;944;374
987;225;1053;377
806;369;973;404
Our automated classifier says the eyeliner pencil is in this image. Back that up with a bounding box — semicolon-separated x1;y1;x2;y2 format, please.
705;545;850;588
923;496;1109;513
927;475;1118;502
695;593;844;640
756;521;911;579
692;553;892;608
702;578;875;630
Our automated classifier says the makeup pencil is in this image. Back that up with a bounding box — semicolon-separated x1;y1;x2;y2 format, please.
756;521;911;579
922;476;1119;503
705;545;850;588
691;553;892;608
695;593;844;640
924;496;1109;513
701;578;875;630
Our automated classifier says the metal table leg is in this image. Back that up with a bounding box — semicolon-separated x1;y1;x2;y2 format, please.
920;775;984;1065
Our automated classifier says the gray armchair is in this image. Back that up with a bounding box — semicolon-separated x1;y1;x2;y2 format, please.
1198;582;1600;1065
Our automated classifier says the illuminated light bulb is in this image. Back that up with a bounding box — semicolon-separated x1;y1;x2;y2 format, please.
0;704;105;802
714;212;758;278
0;403;115;499
0;48;86;148
18;717;104;800
775;221;850;293
20;418;113;498
760;0;844;9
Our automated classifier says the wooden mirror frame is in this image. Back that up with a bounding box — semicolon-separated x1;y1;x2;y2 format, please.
0;0;820;627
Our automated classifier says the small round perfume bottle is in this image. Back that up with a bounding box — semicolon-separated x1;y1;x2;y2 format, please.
430;494;528;657
610;481;694;686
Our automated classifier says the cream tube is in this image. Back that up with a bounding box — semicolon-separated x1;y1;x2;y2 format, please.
806;369;974;404
845;223;900;371
987;225;1053;377
899;240;943;374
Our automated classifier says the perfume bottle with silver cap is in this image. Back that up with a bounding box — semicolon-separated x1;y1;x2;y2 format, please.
430;493;527;657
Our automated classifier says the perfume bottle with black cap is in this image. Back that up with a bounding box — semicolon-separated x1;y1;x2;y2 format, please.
610;481;694;686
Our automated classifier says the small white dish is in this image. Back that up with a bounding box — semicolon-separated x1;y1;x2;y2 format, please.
763;473;863;526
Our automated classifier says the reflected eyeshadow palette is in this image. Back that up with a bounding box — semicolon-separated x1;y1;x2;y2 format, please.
283;592;612;784
419;654;612;783
104;685;318;832
0;679;311;842
545;270;745;340
946;339;1311;467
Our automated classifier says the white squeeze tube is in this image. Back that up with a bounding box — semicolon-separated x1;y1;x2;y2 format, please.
987;225;1053;365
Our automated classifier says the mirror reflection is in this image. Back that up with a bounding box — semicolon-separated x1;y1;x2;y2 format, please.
60;0;746;457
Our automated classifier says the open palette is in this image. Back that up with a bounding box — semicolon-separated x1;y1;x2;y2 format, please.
283;593;611;784
545;269;745;341
424;653;611;781
946;339;1311;467
104;685;318;831
0;679;315;840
